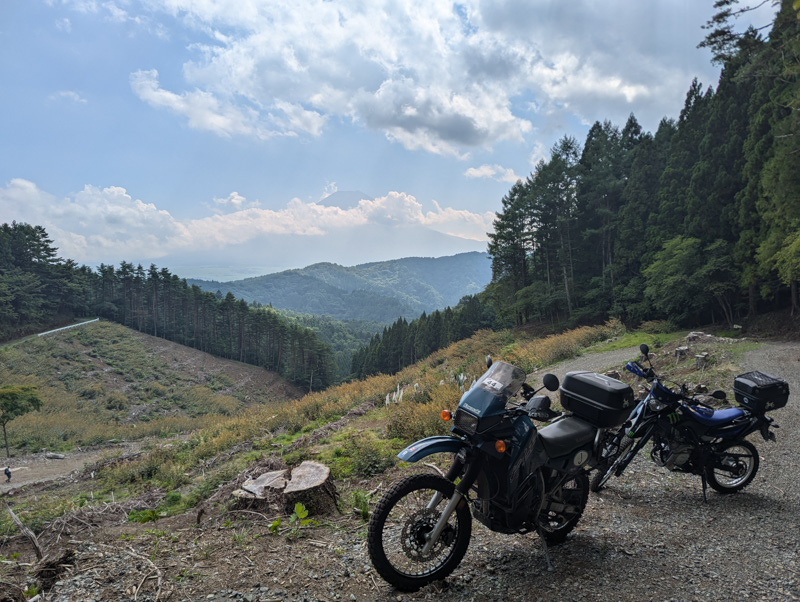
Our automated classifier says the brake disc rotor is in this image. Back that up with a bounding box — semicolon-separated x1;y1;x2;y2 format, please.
400;508;454;561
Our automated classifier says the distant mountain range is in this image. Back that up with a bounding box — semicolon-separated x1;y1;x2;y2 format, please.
187;252;492;322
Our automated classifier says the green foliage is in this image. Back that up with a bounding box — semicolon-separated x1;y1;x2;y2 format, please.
349;489;371;521
345;432;396;477
484;5;800;328
0;224;336;391
270;503;318;539
0;384;42;456
128;509;161;524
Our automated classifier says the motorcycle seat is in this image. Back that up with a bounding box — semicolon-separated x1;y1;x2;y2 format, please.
537;416;596;458
684;405;745;426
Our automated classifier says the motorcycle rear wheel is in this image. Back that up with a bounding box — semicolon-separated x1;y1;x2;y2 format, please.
706;440;759;494
367;473;471;591
538;472;589;544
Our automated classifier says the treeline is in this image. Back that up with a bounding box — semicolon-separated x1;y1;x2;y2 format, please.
0;222;335;390
350;294;498;378
488;2;799;328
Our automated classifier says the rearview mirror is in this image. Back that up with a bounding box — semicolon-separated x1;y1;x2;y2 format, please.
710;390;727;401
542;373;559;391
640;343;650;357
486;355;493;368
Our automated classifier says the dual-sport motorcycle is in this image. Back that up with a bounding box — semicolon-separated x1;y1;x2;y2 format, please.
590;344;789;499
367;356;636;591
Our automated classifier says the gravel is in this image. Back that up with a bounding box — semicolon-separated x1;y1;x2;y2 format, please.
7;340;800;601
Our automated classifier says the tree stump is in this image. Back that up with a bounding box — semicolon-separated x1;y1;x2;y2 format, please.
232;461;339;516
674;346;688;362
283;461;338;516
695;352;709;370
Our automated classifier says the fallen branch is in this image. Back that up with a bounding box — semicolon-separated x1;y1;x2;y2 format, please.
5;503;43;561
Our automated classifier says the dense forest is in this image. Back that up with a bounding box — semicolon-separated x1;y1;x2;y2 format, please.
487;1;799;328
0;222;336;390
350;294;498;378
187;252;492;323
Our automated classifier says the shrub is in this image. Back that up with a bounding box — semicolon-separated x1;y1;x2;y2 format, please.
346;432;396;477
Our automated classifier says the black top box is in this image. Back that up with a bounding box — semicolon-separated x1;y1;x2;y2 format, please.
559;371;635;428
733;371;789;413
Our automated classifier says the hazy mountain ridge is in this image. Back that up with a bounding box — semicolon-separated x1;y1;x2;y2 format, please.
188;251;491;322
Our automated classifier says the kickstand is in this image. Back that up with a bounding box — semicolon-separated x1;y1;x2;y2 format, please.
700;473;708;503
537;528;554;572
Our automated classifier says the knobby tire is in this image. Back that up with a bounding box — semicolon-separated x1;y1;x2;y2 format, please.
367;473;471;592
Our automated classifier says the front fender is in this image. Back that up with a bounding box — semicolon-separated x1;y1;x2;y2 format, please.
397;436;467;462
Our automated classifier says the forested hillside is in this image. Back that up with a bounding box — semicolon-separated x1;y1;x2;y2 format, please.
487;2;799;328
187;252;491;322
0;222;335;390
349;2;799;379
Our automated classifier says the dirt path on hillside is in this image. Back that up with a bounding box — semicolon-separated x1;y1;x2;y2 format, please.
0;443;140;494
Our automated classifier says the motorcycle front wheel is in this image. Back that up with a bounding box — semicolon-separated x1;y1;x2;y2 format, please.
367;473;472;592
590;434;633;492
706;439;759;494
538;471;589;544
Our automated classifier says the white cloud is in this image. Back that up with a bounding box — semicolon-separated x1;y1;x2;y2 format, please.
320;182;338;201
211;191;260;213
50;90;87;103
54;0;780;157
1;179;491;265
130;69;268;138
0;179;189;262
465;164;520;184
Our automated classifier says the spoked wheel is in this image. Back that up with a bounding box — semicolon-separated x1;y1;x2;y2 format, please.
590;435;633;492
706;440;759;494
367;473;471;591
538;472;589;544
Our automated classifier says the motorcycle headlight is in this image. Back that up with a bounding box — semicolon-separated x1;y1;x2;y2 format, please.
648;398;667;411
453;409;478;435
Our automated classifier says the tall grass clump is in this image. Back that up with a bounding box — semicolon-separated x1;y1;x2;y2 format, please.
501;320;624;373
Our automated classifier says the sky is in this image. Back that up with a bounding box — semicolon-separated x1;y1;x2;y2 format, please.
0;0;778;280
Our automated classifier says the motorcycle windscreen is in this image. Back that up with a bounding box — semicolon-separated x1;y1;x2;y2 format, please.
458;361;526;417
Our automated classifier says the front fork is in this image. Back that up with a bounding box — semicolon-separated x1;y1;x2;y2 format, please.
421;453;480;556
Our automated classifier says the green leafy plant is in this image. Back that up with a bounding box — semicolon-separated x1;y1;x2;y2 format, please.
350;489;371;521
288;502;317;539
269;503;317;539
128;509;161;524
268;517;281;534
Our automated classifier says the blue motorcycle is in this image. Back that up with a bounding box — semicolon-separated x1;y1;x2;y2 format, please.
590;344;788;499
367;356;635;591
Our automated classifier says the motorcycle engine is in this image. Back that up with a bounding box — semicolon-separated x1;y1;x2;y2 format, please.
651;438;692;471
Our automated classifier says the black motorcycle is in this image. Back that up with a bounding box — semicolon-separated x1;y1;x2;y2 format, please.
367;356;635;591
590;344;789;499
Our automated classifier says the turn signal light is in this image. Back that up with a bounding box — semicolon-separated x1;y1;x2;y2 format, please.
495;440;507;454
441;410;452;421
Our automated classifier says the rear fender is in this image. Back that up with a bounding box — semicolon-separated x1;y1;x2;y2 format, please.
397;436;468;462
